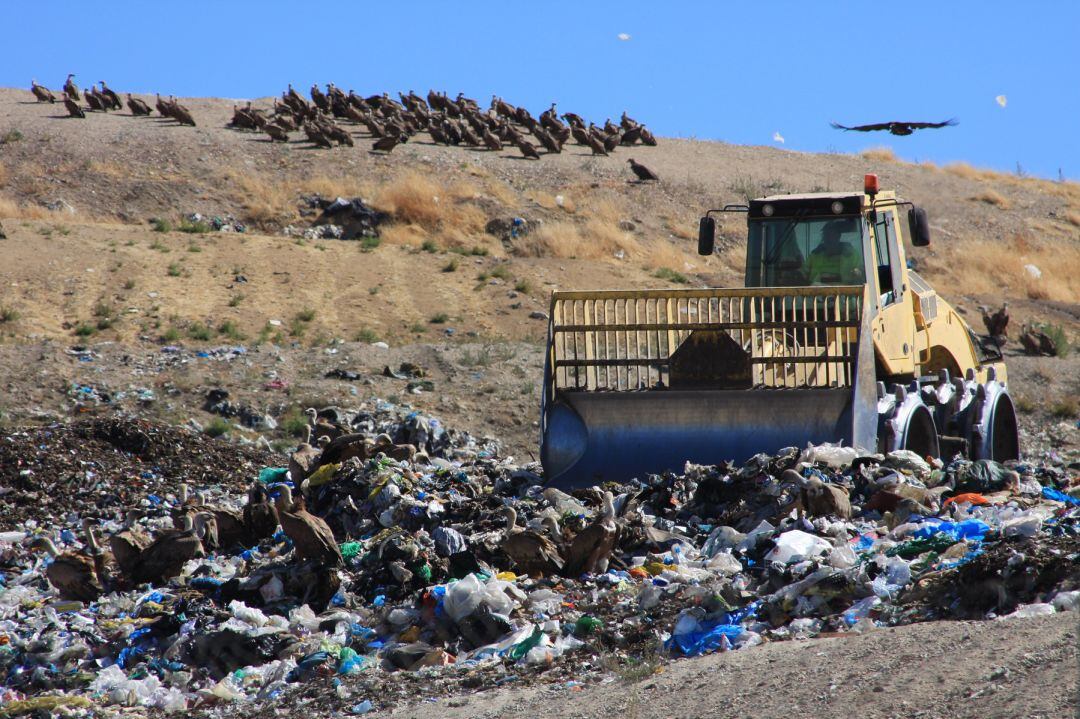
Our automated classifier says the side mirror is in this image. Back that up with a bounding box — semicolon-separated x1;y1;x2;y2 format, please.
698;216;716;256
909;206;931;246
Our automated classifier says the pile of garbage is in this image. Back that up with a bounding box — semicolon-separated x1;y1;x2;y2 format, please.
284;195;389;241
1;405;1079;715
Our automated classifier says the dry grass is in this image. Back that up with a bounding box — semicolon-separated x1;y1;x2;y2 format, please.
1065;211;1080;228
299;174;370;200
0;194;49;220
926;233;1080;303
0;162;8;188
972;189;1010;208
223;169;297;226
860;147;897;163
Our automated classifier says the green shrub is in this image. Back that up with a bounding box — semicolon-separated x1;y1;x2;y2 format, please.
421;240;438;253
177;219;210;234
279;408;309;438
514;279;531;293
217;320;245;340
442;258;459;272
74;323;96;337
187;322;212;341
204;417;231;437
295;308;316;323
150;218;172;233
354;327;379;342
429;313;449;324
161;326;181;342
490;264;512;280
653;267;689;284
360;236;381;251
167;262;182;277
0;306;20;323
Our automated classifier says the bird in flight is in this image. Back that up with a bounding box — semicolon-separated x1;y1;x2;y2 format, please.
829;119;957;136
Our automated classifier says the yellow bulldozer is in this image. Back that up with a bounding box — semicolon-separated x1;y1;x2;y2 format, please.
540;175;1018;488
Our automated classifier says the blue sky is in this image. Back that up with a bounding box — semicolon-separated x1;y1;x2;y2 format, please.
5;1;1078;179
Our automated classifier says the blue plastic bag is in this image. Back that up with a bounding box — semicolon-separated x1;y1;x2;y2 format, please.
667;620;743;657
1042;487;1080;506
910;519;990;542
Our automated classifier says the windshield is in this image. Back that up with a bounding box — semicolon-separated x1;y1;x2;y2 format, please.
744;216;866;287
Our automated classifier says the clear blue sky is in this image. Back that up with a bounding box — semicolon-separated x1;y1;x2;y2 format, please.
6;1;1078;179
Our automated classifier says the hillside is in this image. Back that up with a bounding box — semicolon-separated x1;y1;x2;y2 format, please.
0;86;1076;455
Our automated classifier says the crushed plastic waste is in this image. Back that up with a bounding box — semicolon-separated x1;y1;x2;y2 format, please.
0;406;1078;714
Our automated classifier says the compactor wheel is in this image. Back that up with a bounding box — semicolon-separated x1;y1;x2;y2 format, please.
916;368;1020;462
877;381;940;458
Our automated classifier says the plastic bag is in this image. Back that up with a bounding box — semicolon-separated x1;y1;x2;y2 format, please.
765;530;832;564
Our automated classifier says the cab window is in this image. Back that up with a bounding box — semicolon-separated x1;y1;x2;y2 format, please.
745;216;865;288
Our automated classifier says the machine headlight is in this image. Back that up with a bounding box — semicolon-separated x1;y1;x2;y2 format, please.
831;201;844;214
762;204;775;217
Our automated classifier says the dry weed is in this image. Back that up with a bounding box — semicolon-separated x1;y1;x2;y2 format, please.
860;147;897;163
225;170;295;225
0;195;49;220
300;174;370;199
926;234;1080;303
0;162;8;188
1065;211;1080;228
972;190;1010;208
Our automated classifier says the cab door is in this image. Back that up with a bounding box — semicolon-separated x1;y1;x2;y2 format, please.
869;209;915;373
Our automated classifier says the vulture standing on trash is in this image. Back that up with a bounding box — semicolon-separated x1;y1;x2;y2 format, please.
243;483;280;543
129;513;209;585
830;119;958;136
30;533;103;602
63;73;79;100
273;484;343;566
63;93;85;119
785;470;852;519
30;79;55;103
499;506;564;576
627;158;659;182
564;491;619;575
108;510;152;576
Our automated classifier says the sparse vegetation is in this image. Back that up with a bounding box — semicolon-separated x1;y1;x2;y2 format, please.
187;322;212;341
177;218;211;234
408;323;427;334
421;240;438;253
279;407;310;438
187;242;202;253
95;317;113;330
217;320;245;340
354;327;379;343
1038;323;1070;358
204;417;231;438
729;173;784;202
0;129;24;145
1014;396;1035;414
1050;397;1078;419
295;308;316;323
442;258;459;272
860;147;897;163
973;190;1010;208
74;323;96;337
490;264;512;280
654;267;689;284
161;326;181;342
514;279;532;293
360;236;381;251
122;278;136;290
167;262;182;277
0;306;20;323
460;343;516;367
150;218;172;233
429;313;449;324
228;293;244;307
92;302;112;318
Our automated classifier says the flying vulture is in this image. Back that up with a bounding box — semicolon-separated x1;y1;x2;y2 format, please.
830;119;957;136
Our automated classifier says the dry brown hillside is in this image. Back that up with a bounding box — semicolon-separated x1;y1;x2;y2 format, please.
0;86;1077;349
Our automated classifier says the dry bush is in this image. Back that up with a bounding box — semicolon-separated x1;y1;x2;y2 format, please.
926;234;1080;303
300;174;370;199
379;223;428;248
0;194;49;220
376;172;445;230
1065;211;1080;228
972;189;1010;208
861;147;897;163
945;162;998;181
518;220;634;260
0;162;8;188
225;170;296;226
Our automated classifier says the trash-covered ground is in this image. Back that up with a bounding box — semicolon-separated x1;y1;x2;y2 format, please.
1;405;1079;717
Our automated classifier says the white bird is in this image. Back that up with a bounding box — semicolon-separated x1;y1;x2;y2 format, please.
773;131;785;144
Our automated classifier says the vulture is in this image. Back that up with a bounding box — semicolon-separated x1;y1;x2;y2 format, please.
99;82;122;110
627;158;659;182
109;509;152;575
200;499;246;550
515;139;540;160
981;302;1009;339
264;122;290;142
85;87;104;112
155;93;171;117
639;127;658;146
63;93;85;119
564;491;619;576
63;73;79;100
830;119;957;136
784;470;852;520
372;134;405;153
586;133;608;156
290;432;330;481
126;94;152;116
82;520;115;587
170;100;196;126
129;513;209;585
482;129;502;151
31;79;55;103
304;122;333;148
1018;323;1058;357
311;83;329;111
499;506;564;576
272;484;342;566
30;530;103;601
242;484;280;544
324;123;354;146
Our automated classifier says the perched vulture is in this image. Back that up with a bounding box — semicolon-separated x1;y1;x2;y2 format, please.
273;484;342;566
784;470;852;520
981;302;1009;339
830;119;957;136
109;509;152;576
242;484;280;544
627;158;659;182
515;139;540;160
126;94;152;116
99;82;122;110
264;122;289;142
499;506;564;576
30;535;103;601
63;73;80;100
564;491;619;576
31;79;55;103
129;513;208;585
372;134;405;153
63;93;85;119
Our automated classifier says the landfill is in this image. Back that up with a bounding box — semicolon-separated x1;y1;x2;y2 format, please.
1;403;1078;715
